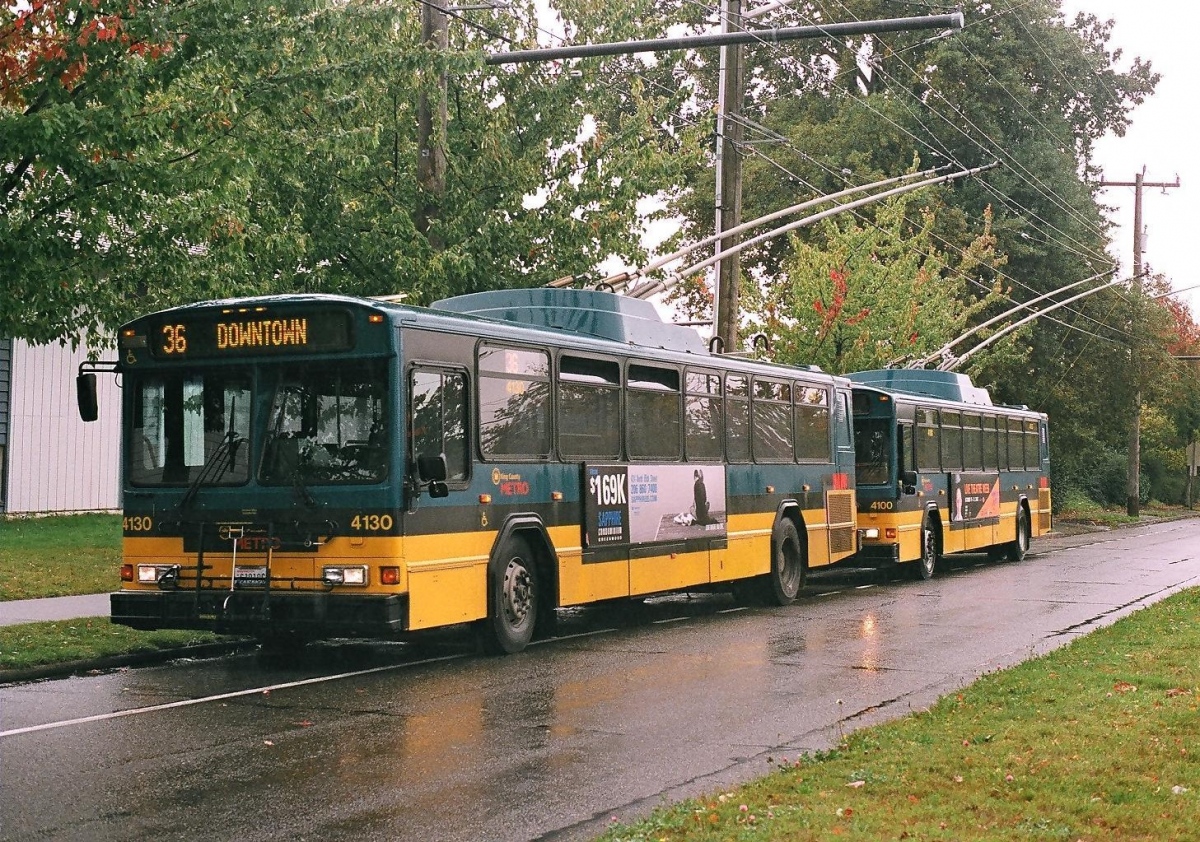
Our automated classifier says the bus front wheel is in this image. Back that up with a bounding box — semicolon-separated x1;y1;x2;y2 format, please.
1006;507;1031;562
479;537;539;655
915;516;941;580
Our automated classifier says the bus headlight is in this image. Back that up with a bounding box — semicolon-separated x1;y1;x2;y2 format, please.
137;564;181;589
323;565;368;586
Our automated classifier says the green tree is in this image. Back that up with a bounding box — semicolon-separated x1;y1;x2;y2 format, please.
1;0;706;344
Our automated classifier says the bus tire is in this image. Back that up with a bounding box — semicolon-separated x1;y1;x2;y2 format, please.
915;515;941;580
1006;506;1031;562
765;519;805;605
479;536;539;655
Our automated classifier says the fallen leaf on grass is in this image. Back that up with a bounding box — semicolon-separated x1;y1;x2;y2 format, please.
846;780;865;788
1113;682;1137;694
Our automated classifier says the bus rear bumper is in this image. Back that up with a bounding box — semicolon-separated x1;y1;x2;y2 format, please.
110;590;409;638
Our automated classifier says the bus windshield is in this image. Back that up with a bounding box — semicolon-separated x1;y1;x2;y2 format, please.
129;371;252;487
854;417;893;486
259;361;389;485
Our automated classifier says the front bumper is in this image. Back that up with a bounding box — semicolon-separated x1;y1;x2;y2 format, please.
851;542;902;565
111;590;408;638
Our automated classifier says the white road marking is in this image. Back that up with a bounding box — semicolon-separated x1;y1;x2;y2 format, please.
0;653;462;739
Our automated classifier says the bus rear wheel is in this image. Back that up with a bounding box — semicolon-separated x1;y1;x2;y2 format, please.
479;537;539;655
766;519;805;605
1006;507;1031;562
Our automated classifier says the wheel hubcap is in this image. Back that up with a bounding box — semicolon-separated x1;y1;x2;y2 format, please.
502;560;533;626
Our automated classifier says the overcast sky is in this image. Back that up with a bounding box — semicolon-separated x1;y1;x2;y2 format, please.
1059;0;1197;315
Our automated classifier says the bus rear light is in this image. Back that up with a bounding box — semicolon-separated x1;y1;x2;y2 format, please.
885;528;897;539
323;565;368;586
121;564;134;582
479;494;493;504
861;528;880;539
381;566;400;585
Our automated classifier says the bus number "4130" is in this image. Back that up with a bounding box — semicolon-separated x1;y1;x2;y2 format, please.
350;513;394;532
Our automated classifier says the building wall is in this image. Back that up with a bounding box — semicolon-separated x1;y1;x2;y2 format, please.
0;338;10;512
5;339;121;514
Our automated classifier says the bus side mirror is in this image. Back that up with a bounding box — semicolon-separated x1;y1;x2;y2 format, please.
416;453;448;483
901;470;918;495
414;453;450;499
77;373;99;423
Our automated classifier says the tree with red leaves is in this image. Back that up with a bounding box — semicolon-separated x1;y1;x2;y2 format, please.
742;191;1007;375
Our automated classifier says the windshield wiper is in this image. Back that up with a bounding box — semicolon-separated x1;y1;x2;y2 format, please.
178;398;244;511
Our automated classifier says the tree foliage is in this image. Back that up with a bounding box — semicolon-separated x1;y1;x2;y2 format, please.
1;0;706;344
741;193;1007;375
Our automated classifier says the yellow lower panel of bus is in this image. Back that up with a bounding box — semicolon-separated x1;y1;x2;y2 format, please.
406;558;489;629
859;500;1039;563
630;550;709;596
404;531;494;630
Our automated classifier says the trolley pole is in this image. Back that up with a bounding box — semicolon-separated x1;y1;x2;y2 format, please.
1098;169;1180;516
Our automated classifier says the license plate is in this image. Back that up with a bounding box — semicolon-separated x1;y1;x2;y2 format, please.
233;566;268;589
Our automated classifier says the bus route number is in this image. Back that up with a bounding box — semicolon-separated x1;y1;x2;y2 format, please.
868;500;895;511
161;324;188;356
351;513;393;532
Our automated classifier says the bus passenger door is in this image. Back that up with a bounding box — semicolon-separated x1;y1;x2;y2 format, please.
828;390;857;562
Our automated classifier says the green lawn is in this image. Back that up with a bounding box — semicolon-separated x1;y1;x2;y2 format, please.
599;586;1200;841
0;514;122;600
0;618;237;671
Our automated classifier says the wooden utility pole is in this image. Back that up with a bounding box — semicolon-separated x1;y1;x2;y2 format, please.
417;0;448;249
715;0;745;353
1098;169;1180;516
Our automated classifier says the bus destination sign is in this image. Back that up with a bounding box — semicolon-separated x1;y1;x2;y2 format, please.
149;310;354;359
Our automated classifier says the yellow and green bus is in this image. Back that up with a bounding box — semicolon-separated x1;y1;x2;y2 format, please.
79;288;863;653
848;369;1051;579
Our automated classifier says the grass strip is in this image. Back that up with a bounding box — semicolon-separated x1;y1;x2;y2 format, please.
0;515;122;600
599;587;1200;842
0;618;240;672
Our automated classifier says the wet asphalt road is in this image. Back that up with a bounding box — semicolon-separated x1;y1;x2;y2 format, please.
2;518;1199;841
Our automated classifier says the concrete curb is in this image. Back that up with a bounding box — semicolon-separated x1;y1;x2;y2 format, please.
0;641;254;685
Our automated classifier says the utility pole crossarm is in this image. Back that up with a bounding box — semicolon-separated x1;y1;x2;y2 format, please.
485;13;963;64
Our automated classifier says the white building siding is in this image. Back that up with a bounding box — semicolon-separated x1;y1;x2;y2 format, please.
6;339;121;514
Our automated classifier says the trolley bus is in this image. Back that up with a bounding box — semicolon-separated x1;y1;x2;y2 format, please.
78;288;863;653
848;369;1051;578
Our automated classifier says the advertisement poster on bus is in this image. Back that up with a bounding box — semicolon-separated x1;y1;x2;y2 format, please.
951;472;1001;522
584;464;727;547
